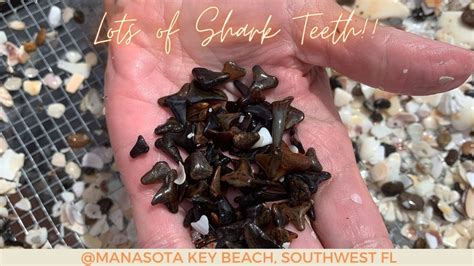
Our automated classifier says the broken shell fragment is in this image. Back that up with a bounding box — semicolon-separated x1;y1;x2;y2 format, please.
4;77;22;91
0;88;13;108
23;80;42;96
43;73;63;90
46;103;66;119
8;21;26;31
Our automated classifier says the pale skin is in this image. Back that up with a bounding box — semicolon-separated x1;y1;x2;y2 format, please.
103;0;474;248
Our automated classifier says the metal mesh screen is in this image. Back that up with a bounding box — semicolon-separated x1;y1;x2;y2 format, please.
0;0;116;248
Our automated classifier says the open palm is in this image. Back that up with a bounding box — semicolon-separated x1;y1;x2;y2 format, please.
103;0;474;248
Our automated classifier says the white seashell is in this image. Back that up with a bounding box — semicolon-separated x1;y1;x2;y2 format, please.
72;181;84;198
25;228;48;248
438;201;460;223
82;185;103;204
422;116;438;130
48;6;62;28
61;191;75;203
0;207;8;218
23;80;42;96
0;87;13;107
413;94;442;107
425;232;439;249
378;201;396;222
359;136;385;164
414;179;435;196
416;103;432;118
51;152;66;167
191;215;209;235
442;227;461;248
4;77;22;91
0;149;25;181
0;196;6;207
174;162;186;185
14;198;31;211
334;88;353;107
81;152;104;169
251;127;272;149
437;89;466;115
0;179;17;194
8;20;26;31
360;84;375;99
84;203;102;219
451;97;474;131
65;161;81;179
370;123;392;139
51;201;63;217
437;12;474;49
24;67;39;78
62;7;75;23
85;52;98;67
466;172;474;188
354;0;410;20
65;73;85;94
0;31;6;44
65;50;82;63
406;123;424;141
109;208;124;230
430;156;443;179
409;141;437;158
58;60;90;79
386;112;418;128
80;89;103;116
46;103;66;119
42;73;63;90
405;101;420;114
89;216;108;237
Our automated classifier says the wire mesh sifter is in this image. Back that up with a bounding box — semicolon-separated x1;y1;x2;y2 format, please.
0;0;126;248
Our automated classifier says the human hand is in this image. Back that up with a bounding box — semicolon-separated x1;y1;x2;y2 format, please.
103;0;474;248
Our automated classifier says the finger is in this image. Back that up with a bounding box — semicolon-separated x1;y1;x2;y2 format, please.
105;44;193;248
292;67;392;248
293;1;474;95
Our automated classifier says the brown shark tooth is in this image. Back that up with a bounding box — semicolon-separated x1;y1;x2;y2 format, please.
140;161;171;185
222;61;246;80
194;122;208;147
129;135;150;158
154;117;184;135
307;202;316;221
306;147;323;172
289;127;305;154
158;83;191;106
271;96;293;148
185;180;210;199
221;159;254;187
250;65;279;91
187;102;210;122
184;151;213;180
210;165;222;198
216;196;235;225
169;122;197;153
151;170;179;213
187;81;228;104
155;135;183;163
272;201;311;231
285;105;305;129
233;130;260;150
192;67;230;90
256;142;311;181
286;176;312;206
245;204;273;228
217;112;241;131
267;226;298;245
243;223;280;248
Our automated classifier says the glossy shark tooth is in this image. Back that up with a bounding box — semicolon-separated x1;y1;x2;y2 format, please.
192;67;229;90
233;131;260;150
244;223;280;248
154;135;183;163
221;159;254;187
164;95;188;125
129;135;149;158
222;61;246;80
154;117;184;135
250;65;279;91
272;97;293;148
141;161;171;185
151;170;179;213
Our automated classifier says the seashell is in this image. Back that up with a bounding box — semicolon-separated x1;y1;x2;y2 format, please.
89;216;108;237
451;97;474;131
23;80;42;96
24;67;39;78
442;226;461;248
0;31;6;44
360;84;375;99
405;100;420;114
354;0;410;20
61;191;75;203
51;201;63;217
0;149;25;181
46;103;66;119
14;198;31;211
413;94;442;107
109;208;124;230
437;89;466;115
438;200;461;222
409;141;437;158
370;123;393;139
334;88;353;107
465;188;474;219
437;11;474;49
51;152;66;167
386;96;402;116
359;136;384;164
72;181;84;198
425;231;440;249
416;103;432;118
8;20;26;31
81;152;104;169
48;6;62;28
80;89;103;116
65;50;82;63
58;60;91;79
62;7;75;23
0;87;13;107
84;203;102;219
25;228;48;248
65;73;85;94
42;73;63;90
81;234;102;248
406;123;424;141
85;52;98;67
414;179;435;196
378;201;396;222
0;179;18;194
65;161;81;179
386;112;418;128
400;223;418;241
0;137;6;155
4;77;22;91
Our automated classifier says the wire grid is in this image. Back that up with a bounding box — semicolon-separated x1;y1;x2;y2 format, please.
0;0;119;248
